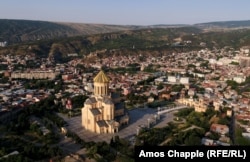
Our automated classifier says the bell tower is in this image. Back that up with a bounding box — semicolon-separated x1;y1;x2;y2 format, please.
93;70;110;96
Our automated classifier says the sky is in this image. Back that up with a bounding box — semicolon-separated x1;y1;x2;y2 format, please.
0;0;250;25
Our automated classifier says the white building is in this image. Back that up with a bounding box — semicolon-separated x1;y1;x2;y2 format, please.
168;76;176;83
240;47;250;54
180;77;189;84
233;76;246;84
0;41;7;47
209;59;217;64
168;76;189;84
242;133;250;139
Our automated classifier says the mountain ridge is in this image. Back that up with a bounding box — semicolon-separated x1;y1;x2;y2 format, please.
195;20;250;28
1;19;250;44
0;19;139;44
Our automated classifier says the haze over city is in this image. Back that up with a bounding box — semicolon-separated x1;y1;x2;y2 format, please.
0;0;250;25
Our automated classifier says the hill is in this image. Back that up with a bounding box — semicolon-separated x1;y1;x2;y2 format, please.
1;19;250;45
0;26;202;59
0;19;138;44
1;19;250;63
195;20;250;30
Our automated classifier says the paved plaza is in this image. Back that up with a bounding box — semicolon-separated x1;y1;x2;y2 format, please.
59;108;176;143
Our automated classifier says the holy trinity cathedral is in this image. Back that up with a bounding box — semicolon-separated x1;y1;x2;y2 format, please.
81;70;129;133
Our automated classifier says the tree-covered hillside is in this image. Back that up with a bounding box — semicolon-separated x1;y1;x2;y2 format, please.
1;25;250;63
0;19;136;44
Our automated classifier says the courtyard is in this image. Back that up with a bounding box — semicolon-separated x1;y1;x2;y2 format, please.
59;108;176;143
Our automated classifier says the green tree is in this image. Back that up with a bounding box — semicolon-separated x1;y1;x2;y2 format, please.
226;80;238;90
235;126;250;145
171;84;184;92
184;135;201;145
157;83;164;90
200;61;209;68
71;95;88;108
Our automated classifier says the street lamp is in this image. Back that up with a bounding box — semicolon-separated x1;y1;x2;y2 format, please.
157;114;160;120
154;114;158;123
147;118;151;128
137;126;141;135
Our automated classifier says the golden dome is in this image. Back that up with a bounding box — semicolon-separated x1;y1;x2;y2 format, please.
93;70;109;83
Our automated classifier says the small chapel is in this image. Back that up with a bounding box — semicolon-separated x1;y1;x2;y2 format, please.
81;70;129;133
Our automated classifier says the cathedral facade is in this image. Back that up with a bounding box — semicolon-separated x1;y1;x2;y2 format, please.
81;70;129;133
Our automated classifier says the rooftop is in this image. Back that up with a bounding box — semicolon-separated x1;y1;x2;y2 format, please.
93;70;110;83
90;108;101;116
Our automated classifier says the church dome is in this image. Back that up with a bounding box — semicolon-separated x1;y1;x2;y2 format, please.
94;70;109;83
